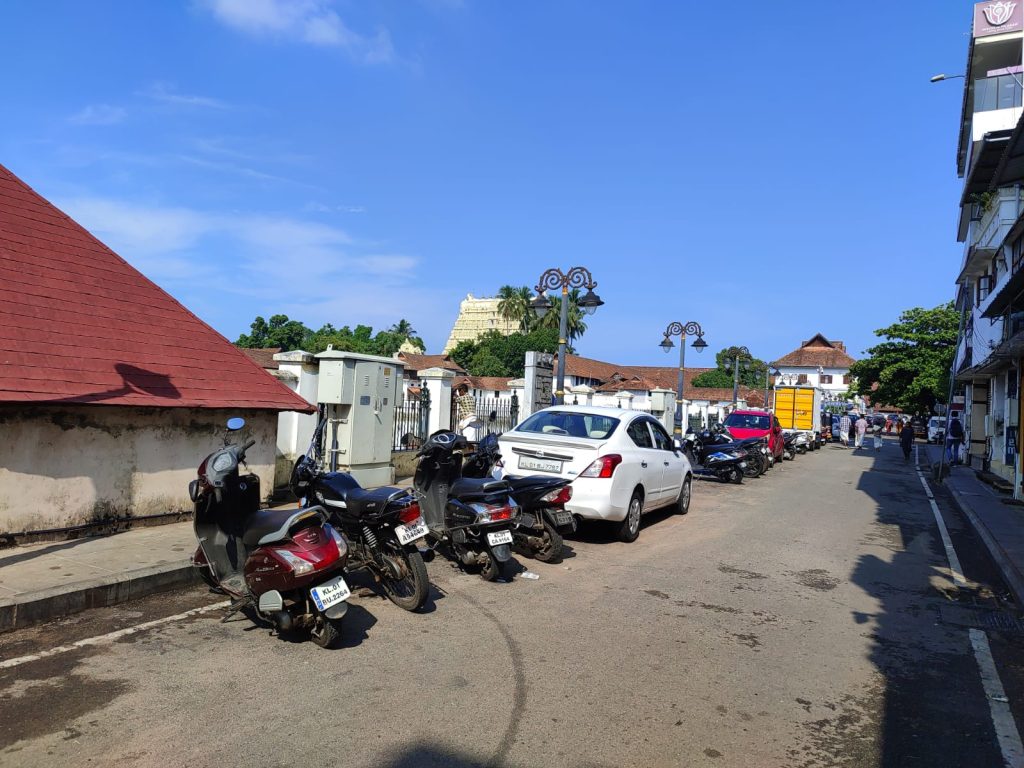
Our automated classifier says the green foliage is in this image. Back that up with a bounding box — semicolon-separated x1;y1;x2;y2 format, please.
535;288;589;342
689;345;769;389
496;285;535;333
236;315;424;356
849;303;959;416
450;327;560;378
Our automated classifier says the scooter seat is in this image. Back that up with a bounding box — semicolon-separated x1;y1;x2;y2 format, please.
243;507;325;547
450;476;510;501
341;486;408;517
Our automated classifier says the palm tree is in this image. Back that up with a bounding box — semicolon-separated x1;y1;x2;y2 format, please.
496;285;534;333
389;319;417;338
537;288;588;342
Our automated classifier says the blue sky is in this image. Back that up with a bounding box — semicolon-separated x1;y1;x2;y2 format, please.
0;1;973;366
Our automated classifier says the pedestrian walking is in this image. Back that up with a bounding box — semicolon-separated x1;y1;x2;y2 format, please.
838;413;851;448
947;415;965;465
854;415;867;449
454;383;482;441
899;420;915;461
872;414;885;451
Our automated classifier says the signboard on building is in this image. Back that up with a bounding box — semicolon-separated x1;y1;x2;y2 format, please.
975;1;1023;38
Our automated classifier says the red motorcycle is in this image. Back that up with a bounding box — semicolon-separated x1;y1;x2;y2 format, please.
190;418;351;648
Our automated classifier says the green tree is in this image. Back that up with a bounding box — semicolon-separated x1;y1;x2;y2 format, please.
497;285;535;333
388;319;425;351
536;288;588;342
236;314;311;351
691;345;768;388
849;303;959;415
449;327;560;378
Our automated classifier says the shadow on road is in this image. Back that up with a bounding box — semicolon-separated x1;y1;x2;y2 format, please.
844;437;1002;766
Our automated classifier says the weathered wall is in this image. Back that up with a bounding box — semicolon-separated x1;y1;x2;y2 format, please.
0;405;279;533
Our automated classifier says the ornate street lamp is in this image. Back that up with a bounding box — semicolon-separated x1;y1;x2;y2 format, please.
659;321;707;435
534;266;603;405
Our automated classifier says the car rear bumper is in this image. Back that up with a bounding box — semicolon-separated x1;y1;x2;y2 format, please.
564;479;628;522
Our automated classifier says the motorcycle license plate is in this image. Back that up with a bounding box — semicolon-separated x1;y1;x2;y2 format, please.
487;530;513;546
395;518;428;545
310;575;351;611
554;511;573;526
739;462;747;468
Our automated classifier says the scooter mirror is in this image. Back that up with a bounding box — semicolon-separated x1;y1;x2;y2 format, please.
226;417;246;431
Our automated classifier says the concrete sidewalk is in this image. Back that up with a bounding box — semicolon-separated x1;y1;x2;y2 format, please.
921;443;1024;607
0;477;413;633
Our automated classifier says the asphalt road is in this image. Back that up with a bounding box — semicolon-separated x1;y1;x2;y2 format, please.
1;437;1019;767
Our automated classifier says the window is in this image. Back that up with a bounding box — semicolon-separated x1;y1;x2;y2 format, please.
978;275;992;303
724;413;770;430
516;410;620;439
820;374;833;384
843;375;851;385
974;72;1023;113
1014;236;1024;272
797;373;808;384
649;420;673;450
627;419;653;448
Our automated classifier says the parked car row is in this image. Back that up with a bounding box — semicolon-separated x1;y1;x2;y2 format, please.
188;404;821;648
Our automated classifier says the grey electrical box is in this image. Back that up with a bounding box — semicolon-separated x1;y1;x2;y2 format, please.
315;350;404;486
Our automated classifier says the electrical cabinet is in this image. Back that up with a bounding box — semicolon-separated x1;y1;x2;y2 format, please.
315;350;404;486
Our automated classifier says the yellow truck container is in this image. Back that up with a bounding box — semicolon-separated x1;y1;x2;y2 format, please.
774;386;821;441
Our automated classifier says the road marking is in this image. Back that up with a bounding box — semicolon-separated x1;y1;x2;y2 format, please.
970;628;1024;767
0;600;230;670
914;446;967;586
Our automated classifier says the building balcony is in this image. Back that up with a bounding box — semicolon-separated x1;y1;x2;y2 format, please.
959;187;1023;280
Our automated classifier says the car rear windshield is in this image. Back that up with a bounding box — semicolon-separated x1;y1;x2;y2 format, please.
724;413;770;430
515;411;620;440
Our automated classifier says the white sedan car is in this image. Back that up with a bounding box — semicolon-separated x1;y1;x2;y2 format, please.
497;405;693;542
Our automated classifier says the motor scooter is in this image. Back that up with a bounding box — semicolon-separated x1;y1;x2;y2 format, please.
190;418;351;648
683;431;746;483
462;433;575;563
414;431;520;581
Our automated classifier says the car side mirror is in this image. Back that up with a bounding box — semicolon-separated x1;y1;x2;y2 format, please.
672;436;684;452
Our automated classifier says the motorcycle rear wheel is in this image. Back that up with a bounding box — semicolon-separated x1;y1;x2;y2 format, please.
729;468;743;484
742;453;763;478
480;551;507;581
309;615;342;649
380;542;429;612
530;520;564;564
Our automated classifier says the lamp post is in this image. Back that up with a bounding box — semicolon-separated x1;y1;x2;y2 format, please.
727;346;751;406
532;266;603;405
659;321;708;435
764;365;780;411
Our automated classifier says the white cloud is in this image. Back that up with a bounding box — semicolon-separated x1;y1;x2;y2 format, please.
68;104;127;126
141;82;228;109
201;0;394;64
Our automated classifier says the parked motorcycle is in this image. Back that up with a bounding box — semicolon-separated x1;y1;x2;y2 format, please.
291;416;430;612
462;433;575;564
782;432;798;461
683;430;746;483
702;425;768;478
190;417;351;648
414;431;520;581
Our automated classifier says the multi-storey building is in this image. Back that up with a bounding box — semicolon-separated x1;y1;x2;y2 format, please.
773;334;856;397
950;1;1024;491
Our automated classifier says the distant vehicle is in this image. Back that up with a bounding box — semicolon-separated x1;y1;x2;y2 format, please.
927;417;947;444
774;386;822;448
723;409;784;463
498;406;693;543
911;417;928;440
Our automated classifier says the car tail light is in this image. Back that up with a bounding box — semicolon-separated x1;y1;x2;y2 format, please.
579;455;622;479
540;485;573;504
398;502;422;525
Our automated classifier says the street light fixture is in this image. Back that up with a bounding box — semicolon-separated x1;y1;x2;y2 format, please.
930;73;965;83
534;266;603;405
658;321;707;436
726;346;751;406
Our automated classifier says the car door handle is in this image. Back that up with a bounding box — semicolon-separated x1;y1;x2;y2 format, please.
664;461;670;466
641;461;648;468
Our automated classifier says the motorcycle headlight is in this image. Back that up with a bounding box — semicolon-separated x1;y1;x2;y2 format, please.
211;451;234;473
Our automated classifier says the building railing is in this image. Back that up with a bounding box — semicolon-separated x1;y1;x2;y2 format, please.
394;389;431;451
475;394;520;435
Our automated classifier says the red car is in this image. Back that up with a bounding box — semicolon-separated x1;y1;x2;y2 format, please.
723;409;785;463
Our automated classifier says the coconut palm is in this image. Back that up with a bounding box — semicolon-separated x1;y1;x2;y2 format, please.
496;285;534;332
389;319;417;338
536;288;588;342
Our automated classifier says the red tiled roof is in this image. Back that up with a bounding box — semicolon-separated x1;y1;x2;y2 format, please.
398;352;466;375
240;347;282;370
454;375;513;392
0;165;314;412
775;333;856;369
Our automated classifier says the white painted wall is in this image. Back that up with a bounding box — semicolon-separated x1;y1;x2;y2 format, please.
0;405;279;533
775;367;850;394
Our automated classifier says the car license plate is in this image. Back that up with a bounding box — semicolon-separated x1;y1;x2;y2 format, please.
487;529;513;546
395;518;428;545
518;456;561;473
310;575;351;611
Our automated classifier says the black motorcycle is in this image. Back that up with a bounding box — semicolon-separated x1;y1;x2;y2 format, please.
702;425;767;478
291;417;430;612
462;434;575;564
684;430;747;483
414;431;519;581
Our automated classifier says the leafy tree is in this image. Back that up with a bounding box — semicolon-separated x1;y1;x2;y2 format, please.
389;319;425;351
536;288;588;342
849;303;959;415
236;314;310;351
497;285;535;333
691;345;768;388
450;327;560;378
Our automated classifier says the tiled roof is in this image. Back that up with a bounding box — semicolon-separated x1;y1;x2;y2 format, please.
240;347;282;370
775;333;856;369
0;164;314;412
398;352;466;374
455;375;513;392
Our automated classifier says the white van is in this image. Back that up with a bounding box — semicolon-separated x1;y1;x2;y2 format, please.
927;417;946;444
